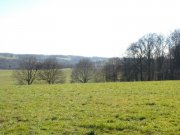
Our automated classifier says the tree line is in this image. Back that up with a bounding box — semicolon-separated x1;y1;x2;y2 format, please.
14;29;180;84
13;57;65;85
122;29;180;81
74;29;180;82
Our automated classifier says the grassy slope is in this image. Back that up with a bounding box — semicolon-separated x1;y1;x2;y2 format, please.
0;70;15;85
0;81;180;135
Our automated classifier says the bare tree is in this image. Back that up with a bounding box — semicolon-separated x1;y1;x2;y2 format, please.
153;34;167;80
92;61;106;82
38;57;65;84
124;33;167;81
121;57;136;81
141;34;157;80
167;29;180;79
103;58;121;82
13;56;39;85
127;41;145;81
71;58;94;83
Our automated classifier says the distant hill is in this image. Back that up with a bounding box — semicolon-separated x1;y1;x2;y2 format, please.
0;53;108;69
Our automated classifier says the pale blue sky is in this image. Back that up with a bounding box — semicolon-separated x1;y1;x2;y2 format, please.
0;0;43;15
0;0;180;57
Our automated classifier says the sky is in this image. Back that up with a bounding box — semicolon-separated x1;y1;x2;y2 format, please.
0;0;180;57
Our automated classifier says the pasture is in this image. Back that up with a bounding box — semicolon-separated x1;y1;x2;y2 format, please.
0;70;15;85
0;74;179;134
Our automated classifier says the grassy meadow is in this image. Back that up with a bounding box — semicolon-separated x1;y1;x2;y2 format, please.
0;70;180;134
0;70;15;85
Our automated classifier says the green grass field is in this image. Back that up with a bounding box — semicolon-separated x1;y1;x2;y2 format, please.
0;70;15;85
0;70;180;134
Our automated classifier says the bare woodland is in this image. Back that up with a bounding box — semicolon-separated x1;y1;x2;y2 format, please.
13;29;180;84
